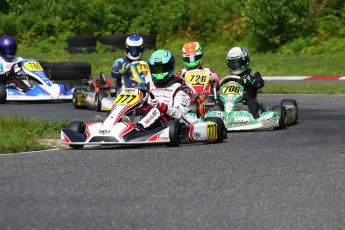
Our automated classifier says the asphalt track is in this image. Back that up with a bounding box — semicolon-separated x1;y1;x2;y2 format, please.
0;94;345;230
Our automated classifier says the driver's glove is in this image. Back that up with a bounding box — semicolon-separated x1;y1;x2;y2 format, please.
209;73;215;81
149;99;167;113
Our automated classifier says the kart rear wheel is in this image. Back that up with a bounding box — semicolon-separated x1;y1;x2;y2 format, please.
0;84;7;104
204;117;227;143
281;99;298;125
166;120;182;147
95;91;108;112
272;105;287;130
68;121;86;149
72;88;86;109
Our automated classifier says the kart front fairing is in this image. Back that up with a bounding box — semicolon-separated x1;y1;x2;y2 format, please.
6;58;74;101
62;87;218;147
205;75;280;131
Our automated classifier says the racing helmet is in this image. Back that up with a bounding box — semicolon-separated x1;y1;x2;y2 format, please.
182;42;203;69
226;46;250;75
0;35;17;62
149;49;175;84
125;34;144;61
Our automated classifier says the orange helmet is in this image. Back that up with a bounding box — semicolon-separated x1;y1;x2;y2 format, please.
182;42;203;69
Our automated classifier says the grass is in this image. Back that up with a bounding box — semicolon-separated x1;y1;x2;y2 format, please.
0;116;68;154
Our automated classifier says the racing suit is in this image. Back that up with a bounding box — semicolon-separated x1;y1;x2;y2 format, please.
0;56;29;92
137;77;190;130
111;57;148;92
176;67;220;97
235;69;265;117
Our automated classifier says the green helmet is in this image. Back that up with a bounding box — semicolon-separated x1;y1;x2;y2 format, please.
226;47;250;75
181;42;203;69
149;49;175;83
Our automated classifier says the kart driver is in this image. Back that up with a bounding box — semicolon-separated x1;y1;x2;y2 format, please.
137;49;190;130
0;35;29;92
225;46;264;118
176;41;220;98
111;34;147;92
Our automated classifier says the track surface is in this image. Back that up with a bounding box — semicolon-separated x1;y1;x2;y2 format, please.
1;95;345;230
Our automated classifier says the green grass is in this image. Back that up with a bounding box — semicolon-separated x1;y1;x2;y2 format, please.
0;116;68;154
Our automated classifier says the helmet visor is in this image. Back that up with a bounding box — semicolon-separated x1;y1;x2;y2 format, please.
126;46;143;57
1;46;17;55
182;53;202;64
227;59;242;72
150;62;174;81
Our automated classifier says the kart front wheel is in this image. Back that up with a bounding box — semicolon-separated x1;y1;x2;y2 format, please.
68;121;86;149
166;120;182;147
72;88;86;109
272;105;287;130
204;117;227;143
281;99;298;125
95;91;108;112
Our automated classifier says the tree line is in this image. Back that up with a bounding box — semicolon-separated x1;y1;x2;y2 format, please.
0;0;344;52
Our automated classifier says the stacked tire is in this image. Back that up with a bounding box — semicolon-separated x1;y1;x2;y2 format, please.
67;35;97;54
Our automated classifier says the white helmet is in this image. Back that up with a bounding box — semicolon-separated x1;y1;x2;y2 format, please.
125;34;144;60
226;47;250;75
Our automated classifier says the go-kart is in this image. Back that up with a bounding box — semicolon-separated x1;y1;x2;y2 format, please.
183;69;221;118
204;75;298;131
72;60;152;112
0;58;75;103
72;72;116;111
61;87;227;149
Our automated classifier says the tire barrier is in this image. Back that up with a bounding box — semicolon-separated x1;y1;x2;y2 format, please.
98;34;128;49
67;35;97;54
40;61;91;81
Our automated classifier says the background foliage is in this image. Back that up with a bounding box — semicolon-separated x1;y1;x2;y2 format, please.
1;0;344;53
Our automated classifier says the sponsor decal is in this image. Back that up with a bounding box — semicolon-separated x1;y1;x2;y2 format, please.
194;132;201;139
262;120;278;127
99;129;111;134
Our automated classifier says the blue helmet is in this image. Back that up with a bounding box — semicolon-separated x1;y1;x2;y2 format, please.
0;35;17;62
149;49;175;84
125;34;144;60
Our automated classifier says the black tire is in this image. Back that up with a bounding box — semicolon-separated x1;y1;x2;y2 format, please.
42;62;91;81
281;99;298;125
272;105;287;130
0;84;7;104
72;88;86;109
68;121;86;149
166;120;182;147
67;35;97;47
98;34;128;49
95;90;108;112
204;117;227;143
67;35;97;54
138;34;156;49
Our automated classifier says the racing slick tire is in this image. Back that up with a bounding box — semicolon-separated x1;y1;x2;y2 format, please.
272;105;287;130
281;99;298;125
41;62;91;81
98;34;128;49
0;84;7;104
95;90;108;112
67;35;97;54
72;88;86;109
166;120;182;147
204;117;227;143
68;121;86;149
